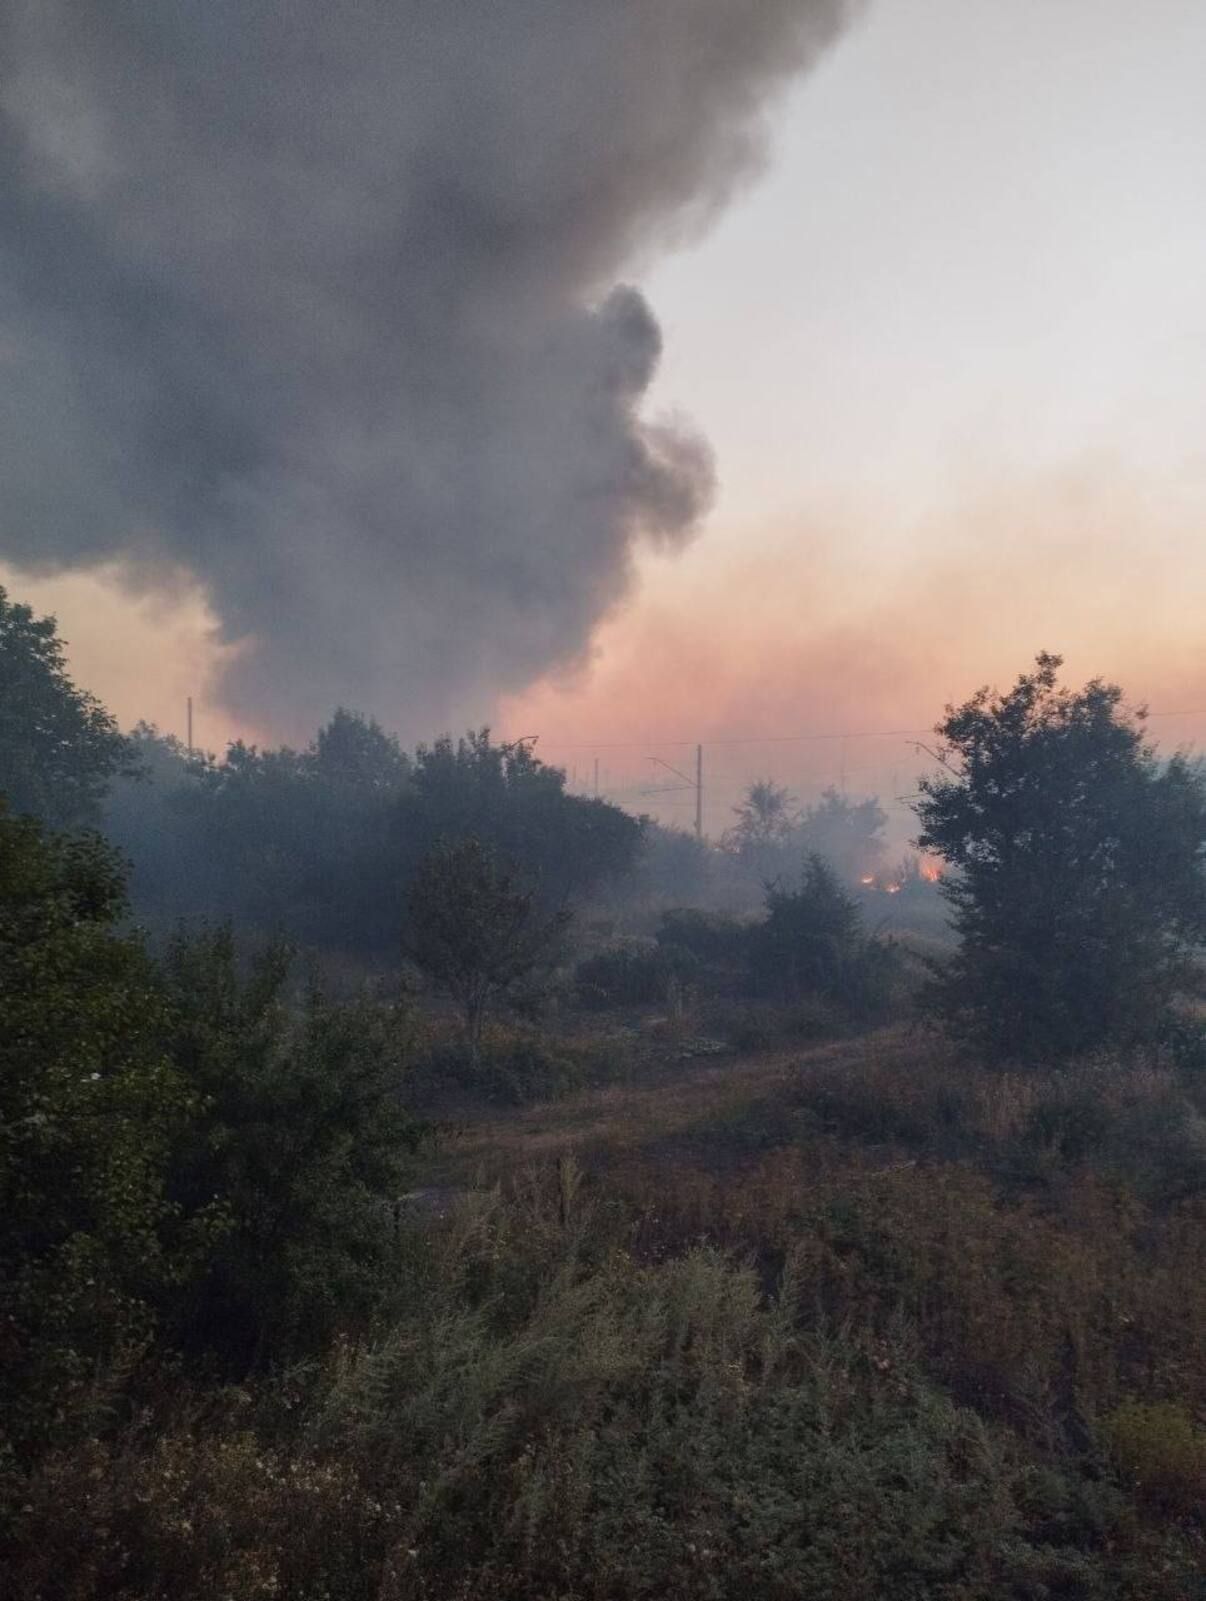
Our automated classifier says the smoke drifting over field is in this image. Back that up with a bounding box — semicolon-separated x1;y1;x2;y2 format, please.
0;0;857;735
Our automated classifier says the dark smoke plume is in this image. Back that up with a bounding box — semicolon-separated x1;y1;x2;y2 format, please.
0;1;858;736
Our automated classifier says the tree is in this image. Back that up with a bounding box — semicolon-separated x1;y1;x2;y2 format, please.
0;804;192;1459
915;653;1206;1062
309;707;409;794
105;714;414;951
0;586;136;827
749;852;864;1002
796;787;888;883
724;779;798;861
405;837;570;1064
400;730;641;907
160;929;422;1369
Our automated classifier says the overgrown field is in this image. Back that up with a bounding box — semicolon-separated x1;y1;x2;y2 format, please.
8;1020;1204;1601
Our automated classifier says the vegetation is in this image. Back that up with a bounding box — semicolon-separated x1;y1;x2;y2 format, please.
104;722;640;958
0;804;191;1465
0;586;136;827
159;929;423;1369
750;852;899;1014
579;863;900;1024
722;779;887;887
5;1015;1204;1597
917;653;1206;1061
0;806;422;1516
3;615;1205;1598
406;836;571;1064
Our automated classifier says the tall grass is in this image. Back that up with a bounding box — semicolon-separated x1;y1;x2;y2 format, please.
5;1034;1204;1599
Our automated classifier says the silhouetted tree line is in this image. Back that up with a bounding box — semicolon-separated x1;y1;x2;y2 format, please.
3;584;1206;1063
722;777;888;884
97;718;641;955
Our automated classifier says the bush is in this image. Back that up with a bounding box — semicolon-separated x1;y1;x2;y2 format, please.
0;808;195;1473
5;1141;1204;1600
409;1021;633;1106
749;855;902;1020
656;908;752;999
160;929;424;1369
575;938;674;1007
322;1243;1031;1600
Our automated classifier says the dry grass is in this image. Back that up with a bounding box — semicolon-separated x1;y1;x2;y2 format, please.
9;1021;1205;1600
419;1029;923;1184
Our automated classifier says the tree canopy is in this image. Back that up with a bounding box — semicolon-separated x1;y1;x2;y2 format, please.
0;587;135;827
916;653;1206;1061
405;836;571;1061
105;721;640;955
0;803;190;1454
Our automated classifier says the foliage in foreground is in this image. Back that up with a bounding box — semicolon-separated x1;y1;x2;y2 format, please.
0;805;193;1462
0;807;421;1497
160;929;423;1369
6;1136;1203;1600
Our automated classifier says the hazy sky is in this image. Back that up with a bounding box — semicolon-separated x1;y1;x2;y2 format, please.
7;0;1206;835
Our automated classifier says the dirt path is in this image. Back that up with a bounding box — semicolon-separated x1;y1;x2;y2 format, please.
415;1032;895;1186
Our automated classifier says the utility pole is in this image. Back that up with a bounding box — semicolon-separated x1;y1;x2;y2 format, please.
695;742;703;839
186;696;193;756
593;756;599;797
645;749;704;838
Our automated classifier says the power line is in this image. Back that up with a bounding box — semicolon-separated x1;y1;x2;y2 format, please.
536;704;1206;755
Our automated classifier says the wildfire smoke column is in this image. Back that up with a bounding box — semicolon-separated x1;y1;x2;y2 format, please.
0;0;861;736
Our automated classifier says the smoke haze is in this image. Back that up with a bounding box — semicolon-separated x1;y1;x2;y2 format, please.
502;459;1206;835
0;0;858;736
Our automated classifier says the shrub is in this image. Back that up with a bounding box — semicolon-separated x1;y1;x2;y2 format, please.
323;1244;1031;1600
0;808;195;1473
749;854;902;1020
160;929;424;1370
575;938;673;1007
405;835;571;1064
655;907;752;998
409;1021;633;1107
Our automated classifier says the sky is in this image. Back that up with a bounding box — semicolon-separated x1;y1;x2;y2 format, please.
6;0;1206;839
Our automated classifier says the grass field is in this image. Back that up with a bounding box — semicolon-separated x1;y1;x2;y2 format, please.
10;1017;1205;1600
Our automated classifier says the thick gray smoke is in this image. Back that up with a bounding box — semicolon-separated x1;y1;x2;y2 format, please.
0;1;858;736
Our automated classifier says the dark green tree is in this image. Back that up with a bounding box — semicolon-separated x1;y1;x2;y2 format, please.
0;586;136;827
400;731;641;907
109;714;412;949
749;852;866;1002
0;805;192;1464
915;653;1206;1062
309;706;409;794
160;929;422;1370
405;837;570;1064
